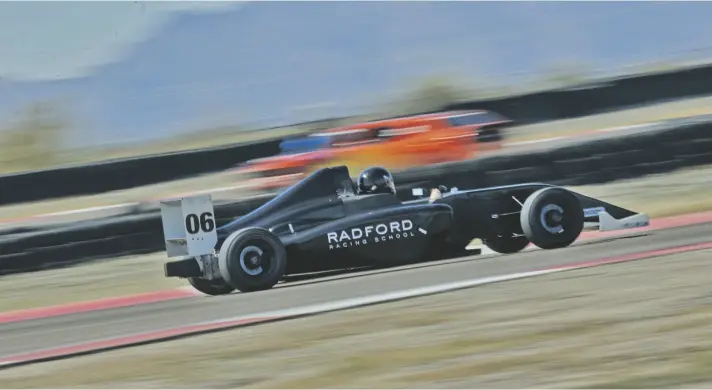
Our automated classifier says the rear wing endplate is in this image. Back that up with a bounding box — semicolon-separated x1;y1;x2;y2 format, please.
160;194;218;258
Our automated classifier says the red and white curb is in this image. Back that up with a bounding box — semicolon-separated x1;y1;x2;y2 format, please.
1;240;711;368
0;288;201;325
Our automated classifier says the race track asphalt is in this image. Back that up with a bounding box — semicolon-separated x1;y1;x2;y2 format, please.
1;222;711;360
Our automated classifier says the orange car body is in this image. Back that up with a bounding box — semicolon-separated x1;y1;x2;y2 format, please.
237;110;511;190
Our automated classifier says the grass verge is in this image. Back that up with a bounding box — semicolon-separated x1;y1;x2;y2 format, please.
0;250;710;387
505;95;712;143
0;254;185;312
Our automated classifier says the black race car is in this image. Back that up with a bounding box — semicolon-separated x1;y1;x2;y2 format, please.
159;165;649;295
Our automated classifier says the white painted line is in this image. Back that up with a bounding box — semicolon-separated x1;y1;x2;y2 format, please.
1;270;559;367
600;123;658;132
214;268;559;325
505;136;567;147
505;119;663;148
0;202;141;225
212;241;712;326
42;202;139;218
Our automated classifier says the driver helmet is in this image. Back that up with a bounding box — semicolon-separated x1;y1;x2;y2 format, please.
357;166;396;196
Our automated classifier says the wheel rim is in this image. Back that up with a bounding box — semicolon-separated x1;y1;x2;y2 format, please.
539;204;564;234
239;245;267;276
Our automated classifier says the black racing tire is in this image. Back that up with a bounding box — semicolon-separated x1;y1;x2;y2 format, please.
520;187;584;250
218;227;287;292
483;235;530;254
187;277;236;296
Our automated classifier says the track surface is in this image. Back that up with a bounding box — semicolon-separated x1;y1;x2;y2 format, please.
1;222;711;361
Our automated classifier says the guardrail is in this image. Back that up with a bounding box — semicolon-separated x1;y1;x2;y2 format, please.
2;63;712;207
1;116;712;276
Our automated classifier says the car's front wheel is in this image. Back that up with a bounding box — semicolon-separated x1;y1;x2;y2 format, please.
520;187;584;249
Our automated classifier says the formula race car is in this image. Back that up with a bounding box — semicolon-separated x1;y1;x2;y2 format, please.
159;165;649;295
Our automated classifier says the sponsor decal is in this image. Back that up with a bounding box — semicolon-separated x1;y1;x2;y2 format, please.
622;220;649;229
327;219;425;249
583;207;606;218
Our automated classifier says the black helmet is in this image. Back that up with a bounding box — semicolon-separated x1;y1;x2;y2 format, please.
357;166;396;196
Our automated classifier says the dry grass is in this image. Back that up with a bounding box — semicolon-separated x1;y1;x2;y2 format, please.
0;253;185;312
0;164;710;314
505;95;712;143
571;165;712;218
1;250;710;388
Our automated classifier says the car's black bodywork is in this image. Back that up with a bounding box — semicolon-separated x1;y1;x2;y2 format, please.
164;165;647;290
209;165;453;274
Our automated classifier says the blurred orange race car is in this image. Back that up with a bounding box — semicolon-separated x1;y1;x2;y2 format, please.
235;110;512;191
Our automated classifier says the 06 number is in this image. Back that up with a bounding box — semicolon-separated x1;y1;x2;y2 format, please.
185;212;215;234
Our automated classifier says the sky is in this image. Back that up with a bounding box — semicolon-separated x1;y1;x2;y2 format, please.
1;1;712;148
0;1;239;81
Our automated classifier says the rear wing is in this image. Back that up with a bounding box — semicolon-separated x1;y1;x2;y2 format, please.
159;194;218;258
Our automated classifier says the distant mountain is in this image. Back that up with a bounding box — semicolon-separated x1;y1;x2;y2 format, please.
2;1;712;147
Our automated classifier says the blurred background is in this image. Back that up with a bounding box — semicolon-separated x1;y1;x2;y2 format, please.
3;3;712;386
2;1;712;174
2;0;712;240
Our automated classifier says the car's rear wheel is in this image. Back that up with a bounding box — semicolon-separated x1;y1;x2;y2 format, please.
187;277;235;296
483;235;530;254
218;227;287;292
520;187;584;249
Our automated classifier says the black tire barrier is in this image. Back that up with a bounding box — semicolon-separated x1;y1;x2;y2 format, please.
0;232;165;274
0;138;283;206
0;212;162;255
3;117;712;276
